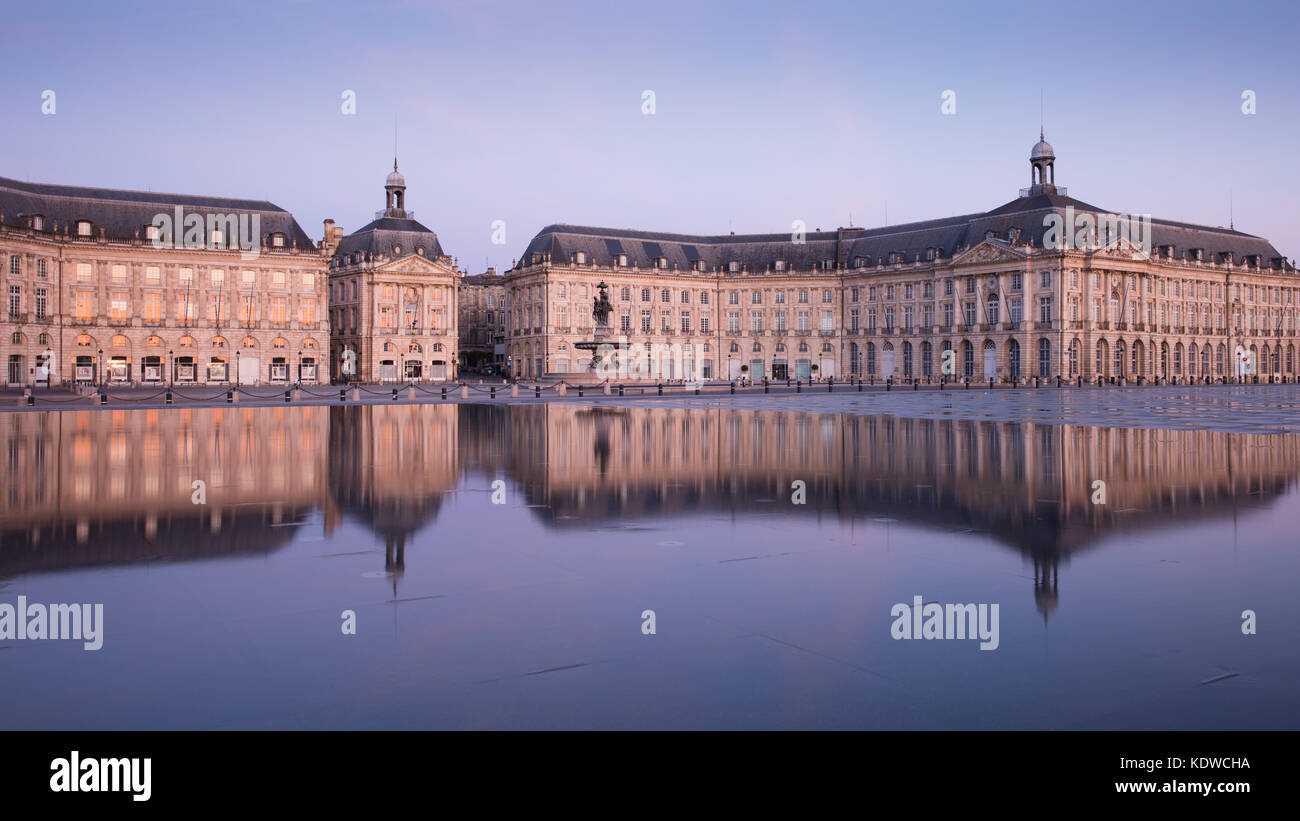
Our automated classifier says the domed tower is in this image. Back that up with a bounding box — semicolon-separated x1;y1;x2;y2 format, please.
1028;130;1056;195
384;159;407;218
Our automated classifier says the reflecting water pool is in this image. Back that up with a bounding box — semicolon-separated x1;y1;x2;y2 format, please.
1;403;1297;729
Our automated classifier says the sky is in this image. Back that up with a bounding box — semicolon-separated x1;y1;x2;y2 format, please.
3;0;1298;272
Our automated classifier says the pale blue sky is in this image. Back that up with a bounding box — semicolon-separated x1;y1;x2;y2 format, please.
3;0;1298;270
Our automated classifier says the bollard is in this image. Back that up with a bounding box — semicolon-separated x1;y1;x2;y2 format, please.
340;388;347;402
285;390;292;403
696;384;702;395
827;380;833;393
165;390;173;404
226;390;233;404
886;379;891;392
988;378;993;390
764;382;769;394
657;383;663;396
577;385;584;397
442;386;448;400
730;382;735;394
618;384;624;396
964;378;969;390
1056;376;1061;388
1077;376;1082;388
938;380;944;391
490;386;496;398
913;380;918;391
534;385;541;398
392;387;398;401
796;382;801;393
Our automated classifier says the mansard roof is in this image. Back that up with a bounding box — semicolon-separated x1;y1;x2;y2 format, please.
517;190;1291;273
333;216;445;263
0;175;315;248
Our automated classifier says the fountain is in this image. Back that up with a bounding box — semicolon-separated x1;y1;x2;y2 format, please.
572;281;628;380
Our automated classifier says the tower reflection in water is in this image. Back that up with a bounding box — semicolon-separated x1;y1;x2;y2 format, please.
2;403;1298;621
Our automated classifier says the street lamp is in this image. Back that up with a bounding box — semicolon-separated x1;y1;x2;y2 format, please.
235;350;240;386
297;350;302;385
168;349;173;387
97;348;103;387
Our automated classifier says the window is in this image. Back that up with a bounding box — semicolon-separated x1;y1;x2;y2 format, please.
776;311;788;332
798;311;810;331
618;254;629;267
272;270;286;287
242;270;255;285
774;260;786;271
211;269;225;285
301;298;316;325
1041;270;1052;287
1039;297;1052;324
272;233;285;248
681;290;690;304
728;312;741;332
110;294;129;322
641;288;650;302
641;310;651;332
700;316;711;333
8;285;19;318
620;313;631;331
145;266;161;284
699;291;709;305
1011;274;1022;290
35;288;47;319
8;255;18;276
821;311;834;331
144;293;161;322
37;259;46;278
112;264;127;283
729;261;739;273
750;311;763;332
77;221;92;236
902;285;911;300
681;312;691;333
798;290;809;304
661;289;670;303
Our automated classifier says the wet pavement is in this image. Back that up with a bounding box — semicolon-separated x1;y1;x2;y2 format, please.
0;398;1297;729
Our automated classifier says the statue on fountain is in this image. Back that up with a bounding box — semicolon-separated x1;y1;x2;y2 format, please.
592;281;612;330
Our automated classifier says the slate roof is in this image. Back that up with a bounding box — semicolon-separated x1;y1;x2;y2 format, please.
516;190;1292;273
0;175;315;248
332;216;445;263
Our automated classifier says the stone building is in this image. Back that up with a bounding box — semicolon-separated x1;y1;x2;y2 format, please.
325;162;460;383
457;267;506;373
506;136;1299;383
0;176;330;386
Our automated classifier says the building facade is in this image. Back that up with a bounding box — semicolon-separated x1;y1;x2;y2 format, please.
0;177;331;387
326;163;460;383
506;137;1300;383
458;267;506;373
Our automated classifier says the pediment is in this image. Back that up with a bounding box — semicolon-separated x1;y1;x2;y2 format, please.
952;240;1027;266
375;253;452;275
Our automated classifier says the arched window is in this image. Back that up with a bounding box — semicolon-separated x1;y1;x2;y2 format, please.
242;336;257;348
179;335;194;347
76;335;92;347
432;343;443;352
212;336;227;348
146;335;162;347
985;294;999;324
866;341;876;375
272;337;287;349
112;334;127;347
303;338;317;349
729;342;739;353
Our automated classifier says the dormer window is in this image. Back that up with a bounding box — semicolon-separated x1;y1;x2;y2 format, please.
695;260;707;272
926;248;937;261
145;224;158;240
888;251;904;264
854;256;866;268
31;215;44;231
729;261;739;273
271;233;286;247
617;254;629;267
821;259;833;270
575;251;587;264
1192;248;1204;261
392;245;401;256
655;257;668;269
774;260;786;271
76;220;92;236
417;246;425;256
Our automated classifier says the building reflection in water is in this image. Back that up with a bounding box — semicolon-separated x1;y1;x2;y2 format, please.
2;403;1298;619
